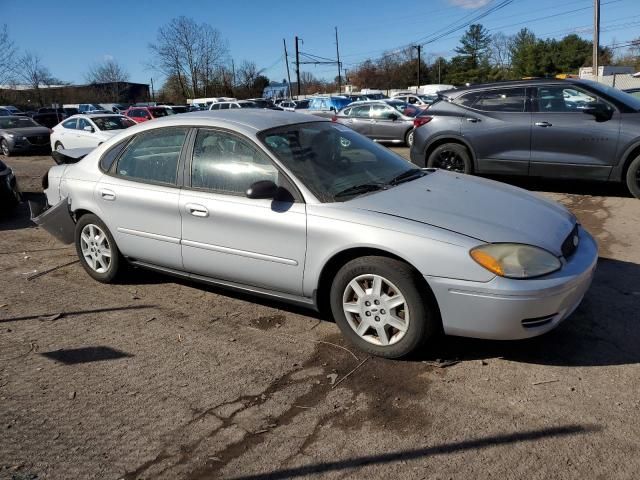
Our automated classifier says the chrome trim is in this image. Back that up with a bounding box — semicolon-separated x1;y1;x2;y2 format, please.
117;227;180;244
181;239;298;266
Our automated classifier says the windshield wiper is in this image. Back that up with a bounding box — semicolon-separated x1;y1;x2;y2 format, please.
387;168;425;186
334;183;385;198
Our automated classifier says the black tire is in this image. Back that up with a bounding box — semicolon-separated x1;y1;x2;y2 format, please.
74;214;123;283
54;142;65;151
625;155;640;199
427;143;472;174
329;256;439;359
405;129;414;148
1;139;11;157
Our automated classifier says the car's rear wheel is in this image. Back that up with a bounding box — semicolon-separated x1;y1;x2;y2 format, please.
54;142;65;151
625;154;640;199
405;129;414;148
330;256;439;358
1;139;11;157
74;214;122;283
427;143;471;174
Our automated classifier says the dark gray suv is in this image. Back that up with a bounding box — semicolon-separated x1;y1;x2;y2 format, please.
410;79;640;198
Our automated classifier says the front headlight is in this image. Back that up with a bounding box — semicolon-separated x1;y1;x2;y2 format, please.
6;133;14;138
470;243;561;279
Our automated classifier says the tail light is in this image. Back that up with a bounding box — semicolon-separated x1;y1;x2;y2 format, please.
331;115;337;122
413;116;433;128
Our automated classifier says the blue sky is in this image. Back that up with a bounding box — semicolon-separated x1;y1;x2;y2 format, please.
3;0;639;86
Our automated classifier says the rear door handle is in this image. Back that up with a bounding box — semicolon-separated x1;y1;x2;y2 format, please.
186;203;209;217
466;117;479;123
535;121;552;127
100;189;116;201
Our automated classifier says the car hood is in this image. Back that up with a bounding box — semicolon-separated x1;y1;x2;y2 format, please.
2;126;51;136
347;170;576;255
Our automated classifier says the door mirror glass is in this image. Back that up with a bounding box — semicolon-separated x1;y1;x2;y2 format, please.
83;125;94;132
246;180;278;199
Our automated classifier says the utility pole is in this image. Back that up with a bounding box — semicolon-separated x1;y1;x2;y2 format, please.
295;36;301;98
150;77;155;102
593;0;600;81
438;58;441;84
231;59;236;96
283;39;293;99
335;27;342;94
412;45;421;93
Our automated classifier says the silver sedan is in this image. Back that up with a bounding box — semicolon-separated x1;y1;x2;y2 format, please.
34;110;597;358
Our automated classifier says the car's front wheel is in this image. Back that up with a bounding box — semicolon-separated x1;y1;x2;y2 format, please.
1;139;12;157
625;154;640;199
330;256;439;358
74;214;122;283
427;143;472;174
54;142;65;151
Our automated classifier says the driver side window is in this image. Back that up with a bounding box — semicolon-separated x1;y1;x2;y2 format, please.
191;129;279;195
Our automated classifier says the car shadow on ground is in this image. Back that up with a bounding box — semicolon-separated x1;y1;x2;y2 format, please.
486;175;632;198
421;257;640;368
0;200;37;231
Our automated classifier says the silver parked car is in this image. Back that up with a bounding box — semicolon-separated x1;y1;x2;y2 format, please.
33;110;597;358
334;100;421;147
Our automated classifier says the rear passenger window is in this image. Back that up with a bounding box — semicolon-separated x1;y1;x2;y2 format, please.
99;139;129;172
62;119;77;129
459;88;526;112
116;128;188;185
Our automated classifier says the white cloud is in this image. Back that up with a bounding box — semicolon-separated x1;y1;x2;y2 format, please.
448;0;492;9
103;54;114;62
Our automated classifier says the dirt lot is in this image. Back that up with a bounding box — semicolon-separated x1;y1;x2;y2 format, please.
1;150;639;480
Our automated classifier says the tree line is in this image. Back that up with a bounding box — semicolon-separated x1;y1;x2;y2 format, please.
346;24;639;90
1;19;639;106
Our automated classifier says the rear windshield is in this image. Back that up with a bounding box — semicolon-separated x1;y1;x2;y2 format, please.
0;117;39;129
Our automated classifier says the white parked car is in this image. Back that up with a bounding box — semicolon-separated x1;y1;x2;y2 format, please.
50;114;136;150
209;100;257;110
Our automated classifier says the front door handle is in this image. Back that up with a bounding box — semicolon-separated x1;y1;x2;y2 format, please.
186;203;209;217
466;117;479;123
100;189;116;201
535;121;552;127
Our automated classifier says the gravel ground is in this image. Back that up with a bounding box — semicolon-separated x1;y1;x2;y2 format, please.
1;150;639;480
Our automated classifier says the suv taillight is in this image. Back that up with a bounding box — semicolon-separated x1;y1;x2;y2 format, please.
331;115;337;122
413;116;433;128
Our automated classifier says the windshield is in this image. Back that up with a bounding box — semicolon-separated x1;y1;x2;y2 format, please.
580;80;640;111
92;116;136;131
259;122;422;202
0;117;39;129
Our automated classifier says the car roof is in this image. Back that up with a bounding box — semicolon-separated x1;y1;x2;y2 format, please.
132;109;329;135
442;78;585;98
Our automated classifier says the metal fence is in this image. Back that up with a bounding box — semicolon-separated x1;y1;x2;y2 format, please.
582;73;640;91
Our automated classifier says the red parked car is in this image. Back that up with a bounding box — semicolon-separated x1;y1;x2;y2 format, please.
124;106;171;123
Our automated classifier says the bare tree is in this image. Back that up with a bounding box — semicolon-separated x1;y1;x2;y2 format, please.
0;24;17;85
489;32;513;71
18;52;58;105
85;58;129;84
149;16;229;99
236;61;262;91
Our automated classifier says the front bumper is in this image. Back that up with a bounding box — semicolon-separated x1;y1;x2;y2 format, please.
427;227;598;340
6;136;51;153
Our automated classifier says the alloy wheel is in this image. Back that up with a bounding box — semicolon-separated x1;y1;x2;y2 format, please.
435;149;465;172
56;143;65;151
1;140;9;156
80;224;112;273
342;274;410;346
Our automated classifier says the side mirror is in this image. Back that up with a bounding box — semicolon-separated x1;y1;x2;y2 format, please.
387;113;399;121
246;180;278;199
83;125;94;132
579;102;611;119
